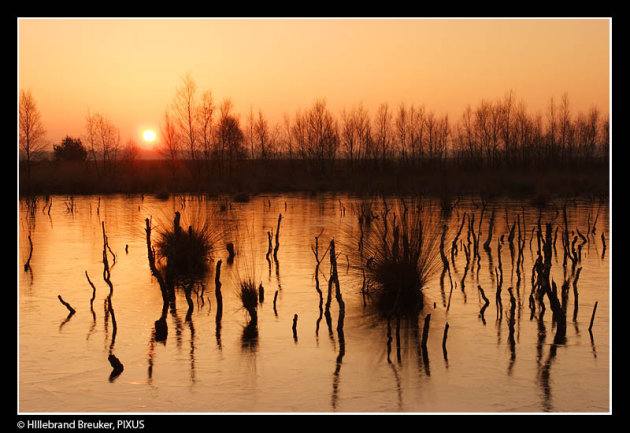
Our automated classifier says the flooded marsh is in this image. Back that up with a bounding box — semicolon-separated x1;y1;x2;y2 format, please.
18;193;610;413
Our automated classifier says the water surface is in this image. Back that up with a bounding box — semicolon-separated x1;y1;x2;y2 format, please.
18;193;610;413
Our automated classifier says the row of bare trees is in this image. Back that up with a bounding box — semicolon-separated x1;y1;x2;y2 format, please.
160;76;608;170
453;91;609;166
20;79;610;181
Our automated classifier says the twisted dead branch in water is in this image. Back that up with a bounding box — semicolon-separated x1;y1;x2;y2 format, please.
329;239;345;331
258;283;264;303
101;222;114;296
215;260;223;323
421;313;431;349
592;201;601;234
85;271;97;317
440;224;453;299
57;295;76;315
495;267;503;321
588;301;598;332
442;322;450;362
312;232;330;336
507;287;517;375
273;213;282;260
478;285;490;325
24;234;33;272
535;223;567;344
572;267;582;323
108;354;124;382
461;243;470;303
226;242;236;264
483;208;495;251
266;231;273;270
451;212;466;269
145;218;170;311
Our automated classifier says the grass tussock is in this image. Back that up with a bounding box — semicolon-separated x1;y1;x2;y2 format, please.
238;279;259;321
155;211;222;283
357;201;442;317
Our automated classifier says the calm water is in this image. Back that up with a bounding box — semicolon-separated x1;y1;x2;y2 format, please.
18;193;610;413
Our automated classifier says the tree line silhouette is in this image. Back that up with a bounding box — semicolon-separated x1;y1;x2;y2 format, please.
19;74;609;195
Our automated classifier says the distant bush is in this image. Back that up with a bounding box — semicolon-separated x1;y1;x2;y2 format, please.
53;136;87;162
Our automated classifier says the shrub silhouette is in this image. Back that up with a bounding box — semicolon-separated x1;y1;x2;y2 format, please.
53;136;88;162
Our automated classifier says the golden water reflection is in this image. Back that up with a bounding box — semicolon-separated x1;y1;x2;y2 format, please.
18;194;610;412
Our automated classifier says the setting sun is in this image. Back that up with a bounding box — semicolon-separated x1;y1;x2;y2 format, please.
143;129;156;142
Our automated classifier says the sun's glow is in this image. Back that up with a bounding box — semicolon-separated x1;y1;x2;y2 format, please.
142;129;156;142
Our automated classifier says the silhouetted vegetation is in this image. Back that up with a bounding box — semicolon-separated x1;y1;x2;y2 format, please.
53;136;88;162
19;89;47;180
353;202;442;318
155;211;216;282
20;80;608;198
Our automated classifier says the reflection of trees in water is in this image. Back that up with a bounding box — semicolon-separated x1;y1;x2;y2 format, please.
34;195;608;408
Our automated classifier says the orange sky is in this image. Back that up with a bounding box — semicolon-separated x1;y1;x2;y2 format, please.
18;18;610;149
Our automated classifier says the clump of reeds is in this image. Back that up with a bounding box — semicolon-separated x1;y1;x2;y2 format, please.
155;211;221;283
358;204;441;317
239;279;259;323
238;278;259;349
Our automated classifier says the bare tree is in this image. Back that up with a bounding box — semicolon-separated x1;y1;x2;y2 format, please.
513;101;531;164
282;113;294;160
197;90;215;173
546;97;557;161
254;110;270;159
424;110;437;162
409;104;425;163
291;109;308;160
374;103;392;162
247;106;255;159
305;99;338;162
501;90;514;163
19;89;47;179
395;103;410;161
84;111;120;173
85;110;100;177
600;114;609;158
96;114;121;172
586;106;600;159
457;105;476;163
435;114;450;162
173;72;199;164
488;102;502;164
559;93;571;160
353;103;371;162
159;110;180;177
340;106;357;163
